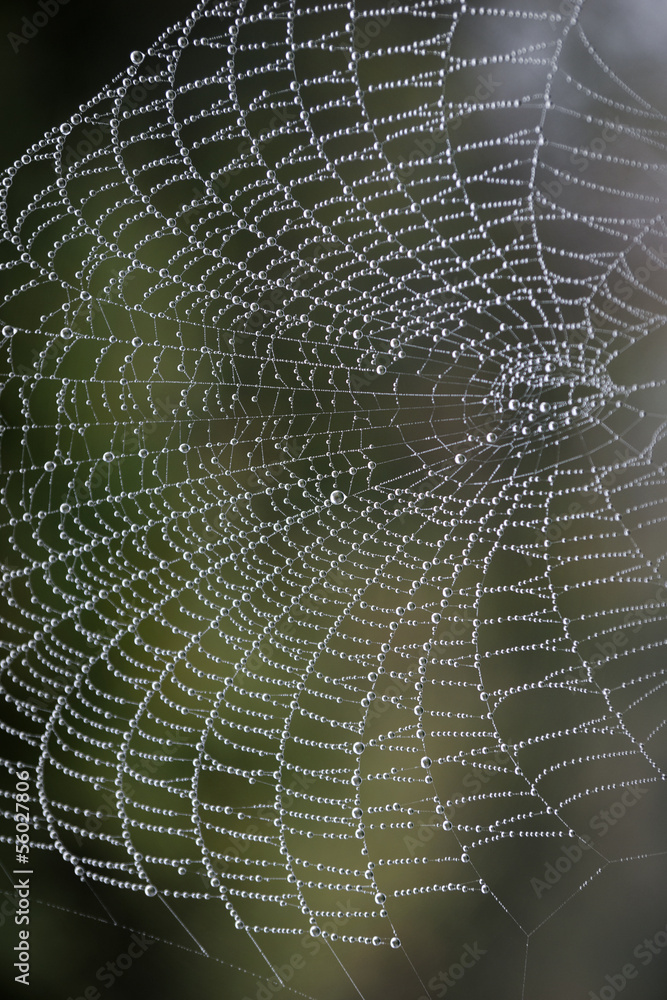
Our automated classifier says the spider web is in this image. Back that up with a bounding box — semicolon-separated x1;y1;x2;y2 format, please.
1;0;666;995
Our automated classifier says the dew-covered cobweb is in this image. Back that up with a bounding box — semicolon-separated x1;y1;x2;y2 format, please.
1;0;667;995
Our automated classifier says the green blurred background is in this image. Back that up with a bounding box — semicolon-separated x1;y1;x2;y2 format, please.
1;3;667;1000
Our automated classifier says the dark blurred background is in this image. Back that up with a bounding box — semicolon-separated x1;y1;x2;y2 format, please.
0;0;190;168
1;3;667;1000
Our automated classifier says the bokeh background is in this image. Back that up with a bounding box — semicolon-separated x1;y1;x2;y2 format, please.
1;3;667;1000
